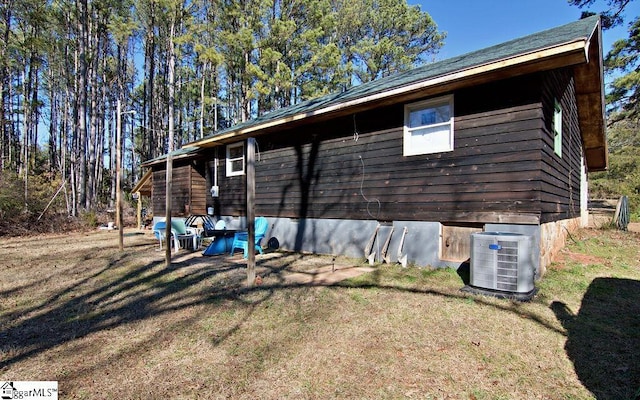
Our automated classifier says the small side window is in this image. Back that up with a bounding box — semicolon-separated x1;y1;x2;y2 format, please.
226;142;244;176
553;99;563;157
404;95;454;156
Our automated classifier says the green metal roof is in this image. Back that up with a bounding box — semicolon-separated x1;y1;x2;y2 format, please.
141;145;201;166
195;15;599;143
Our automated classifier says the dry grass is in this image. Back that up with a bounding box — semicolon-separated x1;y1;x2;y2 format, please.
1;228;639;399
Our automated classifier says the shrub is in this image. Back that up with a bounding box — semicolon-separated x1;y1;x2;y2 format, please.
589;148;640;222
0;172;24;219
81;211;99;228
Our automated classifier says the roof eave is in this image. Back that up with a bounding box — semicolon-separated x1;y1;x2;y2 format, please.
140;148;202;167
574;19;608;171
131;168;153;195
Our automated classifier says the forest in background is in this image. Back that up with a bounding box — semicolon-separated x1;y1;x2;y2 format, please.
0;0;639;234
0;0;444;225
576;0;640;221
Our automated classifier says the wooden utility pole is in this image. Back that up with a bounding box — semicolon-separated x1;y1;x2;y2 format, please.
246;137;256;286
165;17;176;268
117;100;135;252
116;100;124;252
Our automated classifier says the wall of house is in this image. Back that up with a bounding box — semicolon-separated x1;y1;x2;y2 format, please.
217;73;549;226
206;71;584;274
152;161;207;217
539;68;584;224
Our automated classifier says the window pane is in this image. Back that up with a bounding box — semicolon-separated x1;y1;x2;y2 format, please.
409;104;450;128
230;159;243;172
554;101;562;157
228;145;243;159
410;124;452;152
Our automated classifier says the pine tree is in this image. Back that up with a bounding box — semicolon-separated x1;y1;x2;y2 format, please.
571;0;640;119
334;0;444;85
0;0;448;219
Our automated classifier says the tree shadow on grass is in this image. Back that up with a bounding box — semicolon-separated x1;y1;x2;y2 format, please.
0;246;566;378
0;254;238;370
551;278;640;400
0;249;316;371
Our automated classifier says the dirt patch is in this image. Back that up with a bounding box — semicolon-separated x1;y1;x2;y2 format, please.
278;263;374;285
553;248;607;268
628;222;640;233
136;244;375;287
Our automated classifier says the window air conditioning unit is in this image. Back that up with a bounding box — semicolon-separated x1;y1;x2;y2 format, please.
470;232;536;294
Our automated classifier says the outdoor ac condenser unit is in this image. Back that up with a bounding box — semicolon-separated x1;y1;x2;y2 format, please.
470;232;535;294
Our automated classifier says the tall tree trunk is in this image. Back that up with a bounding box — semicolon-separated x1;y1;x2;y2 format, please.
242;50;250;122
0;0;13;171
30;60;39;169
98;46;108;206
142;35;150;160
87;47;98;209
62;14;74;215
143;1;159;158
62;87;71;213
48;83;58;174
71;38;80;217
20;69;29;210
76;0;89;212
109;101;115;209
199;62;207;139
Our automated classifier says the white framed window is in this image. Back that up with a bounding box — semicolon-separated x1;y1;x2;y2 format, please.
553;99;563;157
403;95;454;156
226;142;245;176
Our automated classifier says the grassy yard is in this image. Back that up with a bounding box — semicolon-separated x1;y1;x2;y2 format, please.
0;227;638;399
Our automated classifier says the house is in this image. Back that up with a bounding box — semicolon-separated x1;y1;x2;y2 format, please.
141;15;606;277
131;168;152;228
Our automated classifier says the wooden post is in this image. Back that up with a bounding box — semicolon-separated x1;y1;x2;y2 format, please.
136;192;142;229
116;100;124;252
165;19;176;268
165;153;173;265
246;137;256;286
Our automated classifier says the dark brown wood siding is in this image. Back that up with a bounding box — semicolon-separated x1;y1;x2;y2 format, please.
540;68;583;223
190;166;207;214
217;157;247;217
217;73;551;224
152;161;207;217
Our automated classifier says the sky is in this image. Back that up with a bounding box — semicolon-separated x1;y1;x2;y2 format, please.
414;0;640;63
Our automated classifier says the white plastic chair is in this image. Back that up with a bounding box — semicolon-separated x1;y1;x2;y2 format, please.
152;221;179;250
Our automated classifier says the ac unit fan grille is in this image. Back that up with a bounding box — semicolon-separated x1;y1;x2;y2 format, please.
496;240;518;291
